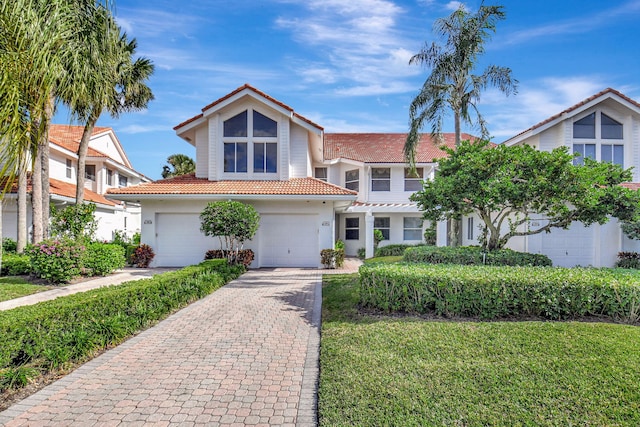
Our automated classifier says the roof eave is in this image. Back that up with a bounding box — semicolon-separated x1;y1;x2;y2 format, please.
107;193;358;202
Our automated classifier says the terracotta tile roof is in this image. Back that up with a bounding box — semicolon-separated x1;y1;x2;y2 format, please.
173;84;323;131
107;174;357;197
5;176;116;206
620;182;640;191
323;133;477;163
48;124;112;158
505;88;640;144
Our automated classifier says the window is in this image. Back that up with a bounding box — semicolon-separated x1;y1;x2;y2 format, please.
404;217;422;241
404;168;424;191
223;110;277;174
573;143;595;165
315;167;328;181
85;165;96;181
601;113;623;139
573;112;595;139
254;142;277;173
467;217;474;240
345;169;359;191
374;217;390;240
224;142;248;172
66;159;72;179
345;217;359;240
371;168;390;191
601;144;624;166
107;169;114;186
118;174;128;187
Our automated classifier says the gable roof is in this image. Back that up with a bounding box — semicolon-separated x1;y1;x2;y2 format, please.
324;133;477;163
107;174;357;199
5;177;117;207
48;124;132;168
173;84;323;133
504;88;640;146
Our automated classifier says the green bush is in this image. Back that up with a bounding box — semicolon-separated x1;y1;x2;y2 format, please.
616;252;640;269
0;259;244;392
27;239;85;284
1;253;31;276
83;243;126;276
375;244;426;257
357;248;366;260
2;238;17;254
359;263;640;323
404;245;552;267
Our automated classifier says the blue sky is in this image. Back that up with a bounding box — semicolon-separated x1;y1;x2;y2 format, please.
55;0;640;179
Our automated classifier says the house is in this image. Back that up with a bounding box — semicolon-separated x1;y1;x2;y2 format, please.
497;88;640;267
2;125;150;242
107;84;458;267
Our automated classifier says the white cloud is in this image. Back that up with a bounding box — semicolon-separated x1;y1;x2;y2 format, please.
444;1;465;12
118;124;170;134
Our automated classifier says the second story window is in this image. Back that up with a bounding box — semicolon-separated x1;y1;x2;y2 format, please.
404;168;424;191
223;109;277;174
107;169;114;186
314;167;328;182
345;169;359;191
85;165;96;181
572;112;625;166
601;113;623;139
573;112;595;139
254;143;277;173
601;144;624;166
118;174;128;187
66;159;72;179
224;143;248;173
371;168;390;191
573;144;595;166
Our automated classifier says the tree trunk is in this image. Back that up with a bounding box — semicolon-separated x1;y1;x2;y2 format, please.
454;112;461;147
32;142;43;243
17;166;28;253
76;111;99;204
40;95;55;240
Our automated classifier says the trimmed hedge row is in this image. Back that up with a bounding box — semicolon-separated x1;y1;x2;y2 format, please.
359;263;640;323
403;245;552;267
1;254;31;276
0;259;244;391
374;244;427;257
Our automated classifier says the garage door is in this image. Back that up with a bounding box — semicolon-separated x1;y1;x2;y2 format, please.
155;213;212;267
527;220;594;267
259;214;318;267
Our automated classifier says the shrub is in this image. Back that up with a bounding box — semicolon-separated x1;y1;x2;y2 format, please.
616;252;640;269
321;249;345;268
83;243;126;276
50;203;98;242
27;239;85;284
1;253;31;276
357;248;366;260
375;244;426;257
130;244;155;268
204;249;255;268
0;260;244;393
359;263;640;323
403;245;552;267
2;238;17;254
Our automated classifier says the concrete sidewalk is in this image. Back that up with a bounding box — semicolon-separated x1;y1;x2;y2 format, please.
0;268;177;312
0;268;324;426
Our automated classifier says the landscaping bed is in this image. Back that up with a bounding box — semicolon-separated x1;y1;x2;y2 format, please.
0;259;244;407
319;273;640;426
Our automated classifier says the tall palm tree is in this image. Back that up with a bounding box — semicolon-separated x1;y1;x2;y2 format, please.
404;3;518;169
66;8;154;203
162;154;196;178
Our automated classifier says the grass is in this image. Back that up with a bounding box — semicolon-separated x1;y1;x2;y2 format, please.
319;273;640;426
0;277;51;303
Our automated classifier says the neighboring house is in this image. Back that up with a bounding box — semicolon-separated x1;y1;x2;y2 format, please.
3;125;150;242
499;88;640;267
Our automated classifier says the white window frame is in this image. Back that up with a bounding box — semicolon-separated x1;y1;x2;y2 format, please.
315;167;328;182
371;168;391;192
404;168;424;192
572;110;625;167
345;169;359;191
85;165;96;181
374;217;390;240
403;217;423;241
118;174;128;187
345;217;360;240
467;217;474;241
66;159;72;179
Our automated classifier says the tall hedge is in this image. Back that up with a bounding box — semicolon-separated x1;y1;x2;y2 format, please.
359;263;640;323
403;245;552;267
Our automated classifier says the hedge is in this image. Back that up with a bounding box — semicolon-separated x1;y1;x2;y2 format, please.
0;259;244;392
359;263;640;323
374;244;428;258
403;245;552;267
1;254;31;276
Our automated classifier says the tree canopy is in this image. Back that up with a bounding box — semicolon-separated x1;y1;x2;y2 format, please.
162;154;196;179
411;140;640;250
405;3;517;168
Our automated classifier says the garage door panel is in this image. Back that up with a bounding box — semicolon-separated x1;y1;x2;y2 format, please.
260;214;318;267
528;220;594;267
156;213;212;267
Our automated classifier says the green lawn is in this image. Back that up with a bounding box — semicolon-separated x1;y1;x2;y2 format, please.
319;274;640;426
0;277;51;303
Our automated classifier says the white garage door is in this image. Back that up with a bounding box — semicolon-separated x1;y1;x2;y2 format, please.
259;214;318;267
155;213;212;267
527;220;594;267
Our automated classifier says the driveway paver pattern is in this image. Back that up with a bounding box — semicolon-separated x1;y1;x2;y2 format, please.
0;268;325;427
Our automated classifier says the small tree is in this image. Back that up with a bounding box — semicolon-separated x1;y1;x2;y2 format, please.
411;140;640;251
200;201;260;265
50;203;98;243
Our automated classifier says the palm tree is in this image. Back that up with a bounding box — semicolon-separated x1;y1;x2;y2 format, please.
162;154;196;178
67;8;154;203
404;3;518;169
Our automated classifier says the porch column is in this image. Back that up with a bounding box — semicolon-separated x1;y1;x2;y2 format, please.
365;211;374;258
436;219;448;247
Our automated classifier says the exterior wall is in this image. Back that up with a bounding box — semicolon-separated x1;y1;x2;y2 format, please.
289;124;309;178
89;134;126;164
195;125;209;179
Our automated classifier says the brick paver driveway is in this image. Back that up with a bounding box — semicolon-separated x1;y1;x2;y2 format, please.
0;268;323;427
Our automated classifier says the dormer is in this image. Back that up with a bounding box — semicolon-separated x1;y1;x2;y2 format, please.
173;84;324;181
